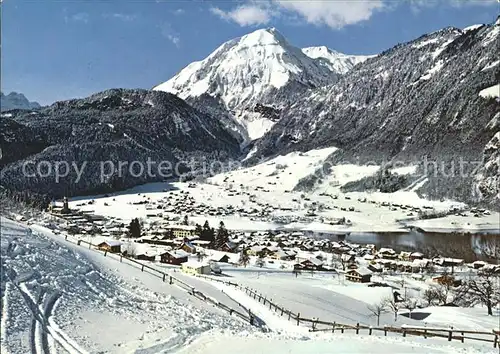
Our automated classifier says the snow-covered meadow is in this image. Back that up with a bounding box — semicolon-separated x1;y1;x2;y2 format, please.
67;148;499;234
1;218;497;353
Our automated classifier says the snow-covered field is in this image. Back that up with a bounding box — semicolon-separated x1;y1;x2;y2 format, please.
2;218;498;353
0;218;254;353
67;148;499;234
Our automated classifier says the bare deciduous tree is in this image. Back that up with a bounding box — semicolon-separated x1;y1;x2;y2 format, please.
462;271;500;316
367;301;388;326
383;296;399;322
423;284;448;306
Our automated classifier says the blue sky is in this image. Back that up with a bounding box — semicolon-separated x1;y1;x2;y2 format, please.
2;0;498;105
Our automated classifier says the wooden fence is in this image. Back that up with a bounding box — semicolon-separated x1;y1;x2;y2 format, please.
196;274;500;349
58;234;255;326
52;229;500;348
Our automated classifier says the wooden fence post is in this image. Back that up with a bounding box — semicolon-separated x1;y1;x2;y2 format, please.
269;300;272;309
493;332;498;348
460;332;464;343
77;240;81;246
403;329;406;337
88;242;91;249
281;308;284;316
332;322;336;333
162;274;166;282
104;250;107;257
65;235;68;240
448;330;452;341
384;326;387;336
369;326;372;336
424;328;427;338
169;276;173;285
341;326;344;334
141;265;144;272
120;255;122;262
356;323;360;335
297;313;300;326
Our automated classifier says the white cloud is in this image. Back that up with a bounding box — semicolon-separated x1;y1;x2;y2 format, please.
102;13;137;22
448;0;497;7
110;13;137;22
65;12;89;24
210;0;498;30
210;5;271;26
160;23;181;47
410;0;497;12
173;9;185;15
274;0;385;29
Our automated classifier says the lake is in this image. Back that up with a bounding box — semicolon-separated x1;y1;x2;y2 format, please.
309;230;500;263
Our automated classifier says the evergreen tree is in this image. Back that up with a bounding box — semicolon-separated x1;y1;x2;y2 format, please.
183;215;189;226
215;221;229;250
195;223;203;236
256;251;265;268
239;248;250;267
201;220;215;243
128;218;141;238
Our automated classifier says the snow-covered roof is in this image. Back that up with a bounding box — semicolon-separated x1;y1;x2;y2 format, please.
166;224;196;231
99;240;121;247
350;267;372;276
164;250;190;259
182;261;209;268
192;240;211;245
306;258;323;266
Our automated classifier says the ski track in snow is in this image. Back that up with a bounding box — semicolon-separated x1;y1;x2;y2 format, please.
1;218;256;353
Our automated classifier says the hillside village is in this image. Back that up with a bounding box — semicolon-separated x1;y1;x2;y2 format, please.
9;190;496;319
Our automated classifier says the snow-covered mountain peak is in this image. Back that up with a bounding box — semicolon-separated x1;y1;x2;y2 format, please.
154;27;338;142
238;27;287;47
302;46;375;74
303;45;341;57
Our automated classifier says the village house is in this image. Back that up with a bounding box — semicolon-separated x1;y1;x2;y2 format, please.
411;259;430;273
179;240;197;254
295;258;323;271
433;257;464;268
410;252;424;261
135;251;157;262
271;250;294;261
181;261;211;275
166;225;197;238
220;241;238;253
377;248;398;260
432;274;462;287
160;250;189;265
213;254;231;263
345;267;372;283
367;263;383;273
341;253;356;267
399;251;412;261
96;240;122;253
396;261;413;273
248;245;270;256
